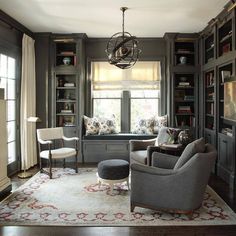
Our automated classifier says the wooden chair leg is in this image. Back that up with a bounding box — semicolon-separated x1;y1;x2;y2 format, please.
49;158;52;179
39;157;43;173
130;202;135;212
75;152;78;173
63;158;66;168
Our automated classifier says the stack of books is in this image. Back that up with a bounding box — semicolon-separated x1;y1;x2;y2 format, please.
60;109;73;113
178;81;190;87
184;95;194;101
60;51;74;56
64;83;75;87
178;106;191;113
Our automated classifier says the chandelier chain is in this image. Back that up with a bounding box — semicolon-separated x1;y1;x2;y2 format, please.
122;8;125;38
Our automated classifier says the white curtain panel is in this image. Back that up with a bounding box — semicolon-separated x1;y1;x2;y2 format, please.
20;34;37;170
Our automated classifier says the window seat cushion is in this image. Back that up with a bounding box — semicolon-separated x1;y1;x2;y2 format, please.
83;133;156;141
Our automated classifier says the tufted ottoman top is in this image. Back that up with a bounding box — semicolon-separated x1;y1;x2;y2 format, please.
97;159;129;180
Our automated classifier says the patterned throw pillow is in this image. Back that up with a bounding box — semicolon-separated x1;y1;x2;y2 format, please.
132;117;154;135
98;117;118;135
83;116;100;135
153;115;168;134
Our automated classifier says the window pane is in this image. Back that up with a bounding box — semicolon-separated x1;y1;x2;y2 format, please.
7;121;16;143
8;141;16;164
93;99;121;132
7;79;15;99
93;90;121;98
131;99;159;131
7;100;16;121
0;54;7;77
7;57;16;79
0;78;7;99
131;90;160;98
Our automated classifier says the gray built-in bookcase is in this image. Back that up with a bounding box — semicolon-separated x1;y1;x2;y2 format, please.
165;33;199;139
51;34;86;161
200;7;236;189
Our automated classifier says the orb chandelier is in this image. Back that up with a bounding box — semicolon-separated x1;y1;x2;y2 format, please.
106;7;141;69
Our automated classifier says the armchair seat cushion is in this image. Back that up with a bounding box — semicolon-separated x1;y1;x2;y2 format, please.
40;147;76;159
130;150;147;165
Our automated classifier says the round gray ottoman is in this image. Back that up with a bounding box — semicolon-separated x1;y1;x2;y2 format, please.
97;159;130;192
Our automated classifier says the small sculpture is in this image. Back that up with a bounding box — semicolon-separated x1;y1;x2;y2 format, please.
178;130;191;146
179;56;187;65
63;57;71;65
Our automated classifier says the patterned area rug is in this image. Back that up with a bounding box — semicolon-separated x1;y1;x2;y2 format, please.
0;168;236;226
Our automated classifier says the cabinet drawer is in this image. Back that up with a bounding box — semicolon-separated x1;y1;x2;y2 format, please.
84;144;106;153
106;144;128;152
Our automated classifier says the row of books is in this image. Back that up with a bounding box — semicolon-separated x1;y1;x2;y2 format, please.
207;103;214;115
205;72;214;86
208;92;215;100
175;116;195;127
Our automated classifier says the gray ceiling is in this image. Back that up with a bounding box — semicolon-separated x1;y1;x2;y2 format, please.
0;0;228;37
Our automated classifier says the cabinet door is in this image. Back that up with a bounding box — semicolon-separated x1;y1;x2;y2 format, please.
204;130;216;147
218;135;234;172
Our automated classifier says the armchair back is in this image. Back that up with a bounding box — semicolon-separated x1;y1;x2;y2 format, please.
37;127;64;141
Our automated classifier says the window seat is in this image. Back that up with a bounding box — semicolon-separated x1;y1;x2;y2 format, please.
82;133;156;163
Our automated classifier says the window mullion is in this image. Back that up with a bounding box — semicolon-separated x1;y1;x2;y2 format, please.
121;90;130;133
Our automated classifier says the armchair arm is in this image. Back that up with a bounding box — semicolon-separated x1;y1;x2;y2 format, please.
147;145;160;166
152;152;179;169
129;138;156;152
62;136;79;151
131;163;177;176
37;138;53;145
62;136;79;142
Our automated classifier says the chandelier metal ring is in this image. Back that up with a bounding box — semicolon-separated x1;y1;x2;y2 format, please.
106;7;141;69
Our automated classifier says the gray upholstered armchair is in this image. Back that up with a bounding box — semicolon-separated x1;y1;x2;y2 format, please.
129;138;160;166
129;127;182;166
130;138;217;213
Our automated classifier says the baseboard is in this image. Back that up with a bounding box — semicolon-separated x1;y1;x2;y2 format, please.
0;184;12;199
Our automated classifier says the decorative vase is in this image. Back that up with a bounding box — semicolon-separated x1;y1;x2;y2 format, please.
63;57;71;65
179;56;187;65
178;130;191;146
167;136;175;144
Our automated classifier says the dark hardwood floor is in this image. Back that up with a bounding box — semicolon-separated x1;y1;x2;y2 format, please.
0;165;236;236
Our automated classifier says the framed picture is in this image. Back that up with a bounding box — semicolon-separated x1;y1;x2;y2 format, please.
224;81;236;122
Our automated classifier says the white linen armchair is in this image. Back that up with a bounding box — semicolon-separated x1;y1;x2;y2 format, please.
37;127;79;179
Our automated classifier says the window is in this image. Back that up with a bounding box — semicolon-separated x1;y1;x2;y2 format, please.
0;54;17;164
91;61;161;132
93;90;121;132
130;90;160;131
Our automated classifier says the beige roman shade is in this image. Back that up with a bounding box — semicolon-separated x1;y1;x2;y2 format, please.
92;61;161;90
